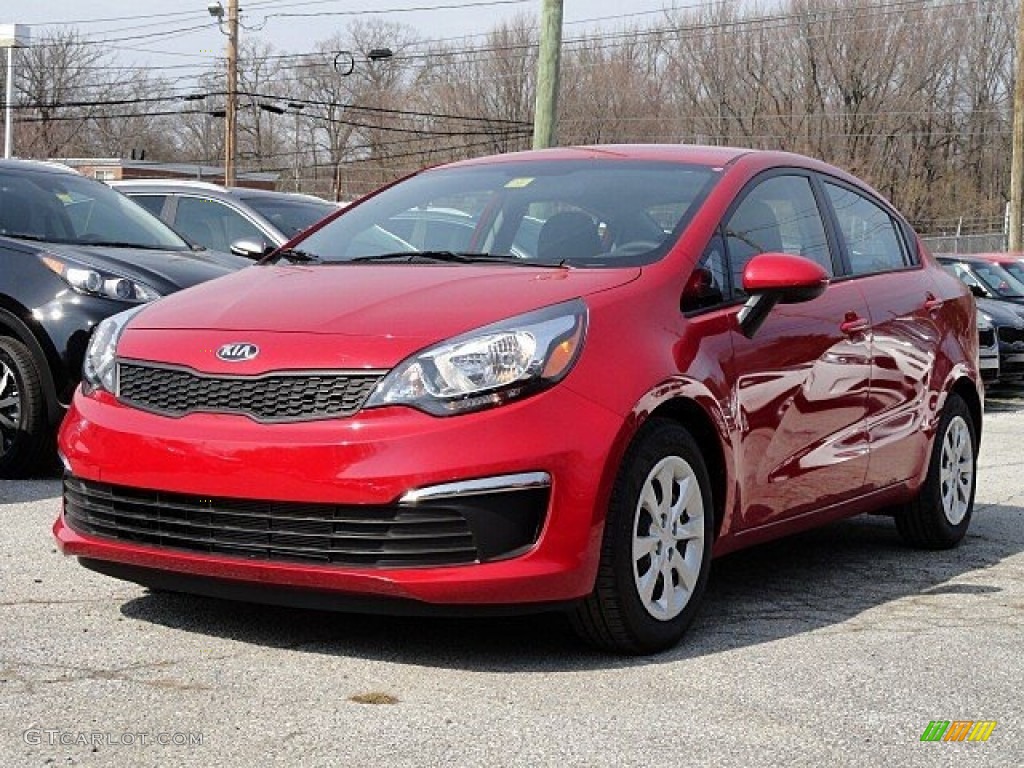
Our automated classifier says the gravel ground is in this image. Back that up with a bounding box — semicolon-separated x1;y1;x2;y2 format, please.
3;386;1023;767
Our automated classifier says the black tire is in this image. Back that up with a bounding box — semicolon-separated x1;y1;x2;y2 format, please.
894;393;977;549
0;335;52;478
569;418;714;654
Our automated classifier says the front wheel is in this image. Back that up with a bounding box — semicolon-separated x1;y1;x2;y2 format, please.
570;419;714;654
0;335;52;478
894;392;977;549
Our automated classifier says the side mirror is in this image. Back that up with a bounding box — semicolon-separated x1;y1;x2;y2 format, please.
230;238;272;259
968;283;988;299
737;252;829;338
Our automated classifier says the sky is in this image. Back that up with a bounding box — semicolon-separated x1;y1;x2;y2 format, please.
15;1;683;81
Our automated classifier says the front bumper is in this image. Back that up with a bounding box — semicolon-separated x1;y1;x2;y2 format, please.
55;385;624;606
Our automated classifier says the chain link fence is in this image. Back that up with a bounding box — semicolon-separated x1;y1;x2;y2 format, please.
919;233;1007;255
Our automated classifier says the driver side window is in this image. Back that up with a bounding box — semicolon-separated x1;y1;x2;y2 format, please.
725;176;833;297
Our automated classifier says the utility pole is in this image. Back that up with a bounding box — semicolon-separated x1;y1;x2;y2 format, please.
1011;0;1024;250
224;0;239;188
532;0;563;150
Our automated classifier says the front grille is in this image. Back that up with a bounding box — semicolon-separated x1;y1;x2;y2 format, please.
979;328;996;347
117;362;383;422
998;326;1024;346
64;477;548;568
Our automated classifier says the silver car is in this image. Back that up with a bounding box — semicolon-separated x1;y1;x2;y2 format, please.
111;180;337;258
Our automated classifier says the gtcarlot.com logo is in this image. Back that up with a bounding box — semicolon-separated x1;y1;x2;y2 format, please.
23;729;204;747
920;720;997;742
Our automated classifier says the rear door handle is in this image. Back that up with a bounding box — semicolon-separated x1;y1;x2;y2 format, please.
924;292;941;311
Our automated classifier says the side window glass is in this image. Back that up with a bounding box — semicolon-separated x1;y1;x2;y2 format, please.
725;176;832;296
683;232;727;312
130;195;167;219
175;197;266;253
824;183;909;275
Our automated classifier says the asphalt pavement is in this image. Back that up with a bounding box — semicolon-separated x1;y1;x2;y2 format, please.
3;385;1023;767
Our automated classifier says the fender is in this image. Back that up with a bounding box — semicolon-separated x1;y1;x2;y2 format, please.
591;374;737;545
0;305;64;426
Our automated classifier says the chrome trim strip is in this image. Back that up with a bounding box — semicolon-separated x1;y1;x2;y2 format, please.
400;472;551;504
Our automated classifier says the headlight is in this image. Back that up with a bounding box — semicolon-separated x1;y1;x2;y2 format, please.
82;306;146;394
977;310;993;331
366;299;588;415
41;255;161;303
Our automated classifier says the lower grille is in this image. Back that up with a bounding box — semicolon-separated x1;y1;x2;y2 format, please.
63;477;547;568
998;326;1024;346
979;328;996;348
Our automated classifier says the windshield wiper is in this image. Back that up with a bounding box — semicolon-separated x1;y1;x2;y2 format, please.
268;247;319;263
75;240;181;250
0;232;54;243
349;250;533;265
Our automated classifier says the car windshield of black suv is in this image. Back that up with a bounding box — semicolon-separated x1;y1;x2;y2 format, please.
286;160;720;268
0;167;189;250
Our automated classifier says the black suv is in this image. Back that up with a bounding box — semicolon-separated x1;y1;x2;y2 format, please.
0;160;248;477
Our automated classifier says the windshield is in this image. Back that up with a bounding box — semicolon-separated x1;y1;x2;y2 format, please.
239;194;337;238
968;260;1024;298
998;260;1024;286
291;160;720;267
0;168;189;250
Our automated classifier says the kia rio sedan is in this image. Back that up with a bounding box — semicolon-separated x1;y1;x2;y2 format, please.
54;146;982;654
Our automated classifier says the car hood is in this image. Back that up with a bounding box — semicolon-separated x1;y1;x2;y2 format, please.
120;264;640;372
49;243;243;294
977;297;1024;326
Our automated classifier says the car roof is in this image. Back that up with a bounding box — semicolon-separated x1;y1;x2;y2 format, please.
970;252;1024;262
935;254;991;264
428;143;872;197
112;179;327;199
0;158;81;176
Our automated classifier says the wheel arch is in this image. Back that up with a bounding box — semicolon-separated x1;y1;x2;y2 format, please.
0;299;64;426
646;397;730;540
950;374;982;446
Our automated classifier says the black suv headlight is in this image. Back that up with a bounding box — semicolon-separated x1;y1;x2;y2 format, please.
41;255;161;303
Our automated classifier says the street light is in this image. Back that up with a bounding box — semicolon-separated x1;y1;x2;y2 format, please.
1;23;30;159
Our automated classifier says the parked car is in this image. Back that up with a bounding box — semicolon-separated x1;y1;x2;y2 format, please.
937;254;1024;381
973;251;1024;285
111;180;337;258
936;253;1024;306
0;159;248;477
55;145;982;654
976;309;1000;384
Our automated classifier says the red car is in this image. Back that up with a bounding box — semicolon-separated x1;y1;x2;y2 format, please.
54;146;982;654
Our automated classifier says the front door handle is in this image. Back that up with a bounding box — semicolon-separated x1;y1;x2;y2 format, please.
924;292;941;311
840;315;870;335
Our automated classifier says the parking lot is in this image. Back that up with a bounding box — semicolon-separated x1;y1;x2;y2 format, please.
2;385;1023;767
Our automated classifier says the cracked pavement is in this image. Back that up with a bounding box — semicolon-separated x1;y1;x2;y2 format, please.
3;386;1024;767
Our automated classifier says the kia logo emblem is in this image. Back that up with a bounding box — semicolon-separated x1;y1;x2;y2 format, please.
216;342;259;362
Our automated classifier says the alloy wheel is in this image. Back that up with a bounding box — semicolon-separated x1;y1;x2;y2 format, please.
0;358;22;456
939;415;973;526
631;455;706;621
